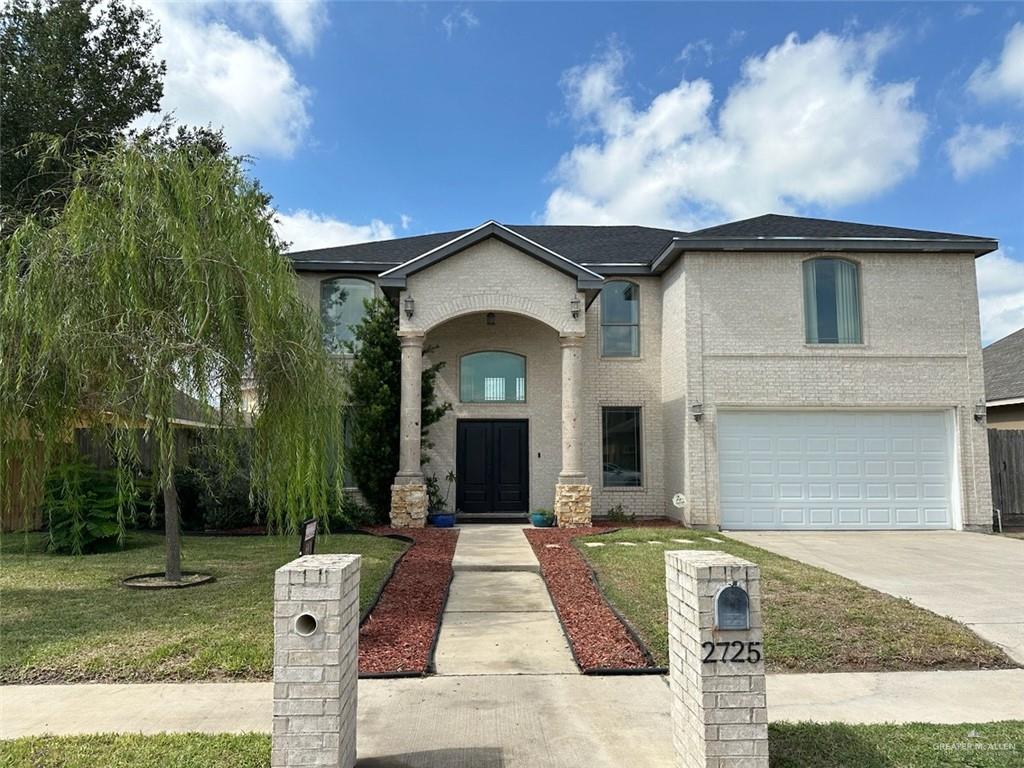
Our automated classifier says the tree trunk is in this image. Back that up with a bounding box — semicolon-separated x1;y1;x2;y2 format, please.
164;474;182;581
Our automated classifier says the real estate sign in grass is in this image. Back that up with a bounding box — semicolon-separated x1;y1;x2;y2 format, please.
0;531;407;683
3;723;1023;768
577;528;1014;673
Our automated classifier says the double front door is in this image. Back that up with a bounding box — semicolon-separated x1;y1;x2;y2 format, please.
456;419;529;513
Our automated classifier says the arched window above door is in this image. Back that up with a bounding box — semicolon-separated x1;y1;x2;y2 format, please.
460;352;526;403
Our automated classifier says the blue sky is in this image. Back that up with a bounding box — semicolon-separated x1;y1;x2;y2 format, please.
140;1;1023;343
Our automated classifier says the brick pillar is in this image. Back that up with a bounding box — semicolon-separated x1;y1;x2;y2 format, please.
665;550;768;768
273;554;360;768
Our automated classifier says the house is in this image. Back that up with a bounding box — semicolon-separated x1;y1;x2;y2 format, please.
983;327;1024;429
287;214;997;532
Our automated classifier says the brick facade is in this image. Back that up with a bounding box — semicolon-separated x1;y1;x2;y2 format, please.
296;239;992;531
273;554;360;768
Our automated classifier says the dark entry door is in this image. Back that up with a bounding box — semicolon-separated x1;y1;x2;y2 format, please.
456;420;529;513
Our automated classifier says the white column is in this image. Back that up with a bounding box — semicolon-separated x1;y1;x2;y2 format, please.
558;334;586;483
396;332;424;482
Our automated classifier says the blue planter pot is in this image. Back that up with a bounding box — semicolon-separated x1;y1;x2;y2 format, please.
428;512;456;528
530;513;555;528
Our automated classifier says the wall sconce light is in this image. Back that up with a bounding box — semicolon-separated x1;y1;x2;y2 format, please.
404;296;415;320
486;312;496;326
690;402;704;422
570;298;581;319
974;402;987;423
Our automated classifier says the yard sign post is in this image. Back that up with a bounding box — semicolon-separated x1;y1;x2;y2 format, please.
273;554;360;768
666;550;768;768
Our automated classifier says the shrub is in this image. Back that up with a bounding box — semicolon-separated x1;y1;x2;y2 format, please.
43;456;149;554
185;436;263;531
346;298;450;520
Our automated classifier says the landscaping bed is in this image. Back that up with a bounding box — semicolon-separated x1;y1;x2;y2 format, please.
576;527;1016;673
0;531;407;683
4;722;1022;767
524;526;658;673
358;527;459;676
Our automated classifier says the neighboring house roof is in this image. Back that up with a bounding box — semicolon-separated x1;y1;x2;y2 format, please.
287;213;998;277
984;327;1024;405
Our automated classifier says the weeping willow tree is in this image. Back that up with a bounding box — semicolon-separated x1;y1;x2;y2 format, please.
1;137;347;581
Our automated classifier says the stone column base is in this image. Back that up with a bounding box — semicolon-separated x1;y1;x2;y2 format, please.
390;483;428;528
554;483;592;528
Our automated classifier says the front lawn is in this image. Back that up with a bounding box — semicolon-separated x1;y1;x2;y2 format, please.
577;528;1014;672
3;723;1022;767
0;531;407;683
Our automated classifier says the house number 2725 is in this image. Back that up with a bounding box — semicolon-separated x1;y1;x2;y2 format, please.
701;640;762;664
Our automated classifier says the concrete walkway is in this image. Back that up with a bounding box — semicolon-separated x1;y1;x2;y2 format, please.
727;530;1024;664
434;525;577;675
5;669;1024;742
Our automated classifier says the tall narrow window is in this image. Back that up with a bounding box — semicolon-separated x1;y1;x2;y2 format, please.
460;352;526;403
602;407;642;487
320;277;374;354
601;281;640;357
803;259;862;344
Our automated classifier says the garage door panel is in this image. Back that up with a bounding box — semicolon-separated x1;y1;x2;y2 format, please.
718;410;953;530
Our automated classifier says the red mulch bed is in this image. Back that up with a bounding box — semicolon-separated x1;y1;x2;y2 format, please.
358;527;458;676
524;526;663;673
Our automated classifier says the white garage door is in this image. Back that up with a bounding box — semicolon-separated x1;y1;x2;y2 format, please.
718;410;954;530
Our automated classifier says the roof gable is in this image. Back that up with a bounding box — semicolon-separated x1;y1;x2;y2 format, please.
377;221;605;289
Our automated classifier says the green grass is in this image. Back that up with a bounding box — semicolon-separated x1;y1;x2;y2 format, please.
0;531;407;683
577;528;1015;673
3;723;1022;767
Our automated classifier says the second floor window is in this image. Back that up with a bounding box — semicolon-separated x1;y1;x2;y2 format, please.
321;277;374;354
460;352;526;403
601;280;640;357
803;259;862;344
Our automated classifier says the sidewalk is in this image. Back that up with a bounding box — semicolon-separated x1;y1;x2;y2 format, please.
433;524;577;675
4;670;1023;741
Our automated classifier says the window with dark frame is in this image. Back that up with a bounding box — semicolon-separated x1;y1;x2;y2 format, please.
320;277;375;354
602;407;642;487
460;351;526;403
601;281;640;357
802;258;862;344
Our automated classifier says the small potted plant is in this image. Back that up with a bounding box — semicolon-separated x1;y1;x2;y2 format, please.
529;508;555;528
427;470;456;528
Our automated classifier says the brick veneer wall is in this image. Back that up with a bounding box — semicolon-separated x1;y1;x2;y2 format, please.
273;554;360;768
666;549;768;768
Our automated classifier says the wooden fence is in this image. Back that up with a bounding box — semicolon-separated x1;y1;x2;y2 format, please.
989;429;1024;524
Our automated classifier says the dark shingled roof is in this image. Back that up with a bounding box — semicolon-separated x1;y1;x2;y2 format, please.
684;214;987;241
984;327;1024;402
288;224;684;267
287;214;994;271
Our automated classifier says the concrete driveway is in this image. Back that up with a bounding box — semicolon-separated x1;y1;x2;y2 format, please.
727;530;1024;665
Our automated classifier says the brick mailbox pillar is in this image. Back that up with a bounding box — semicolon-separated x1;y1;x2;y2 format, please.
665;550;768;768
273;554;360;768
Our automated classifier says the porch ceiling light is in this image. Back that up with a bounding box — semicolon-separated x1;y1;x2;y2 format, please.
570;298;581;319
486;312;496;325
404;296;415;320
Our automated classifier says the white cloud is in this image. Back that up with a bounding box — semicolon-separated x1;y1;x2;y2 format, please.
275;210;396;252
957;4;982;19
968;22;1024;106
945;124;1017;179
976;249;1024;344
544;31;927;229
264;0;327;53
137;2;312;157
442;7;479;39
400;214;413;231
678;39;714;67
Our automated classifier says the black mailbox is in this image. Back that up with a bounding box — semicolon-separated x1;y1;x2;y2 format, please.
714;582;750;630
299;519;317;556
